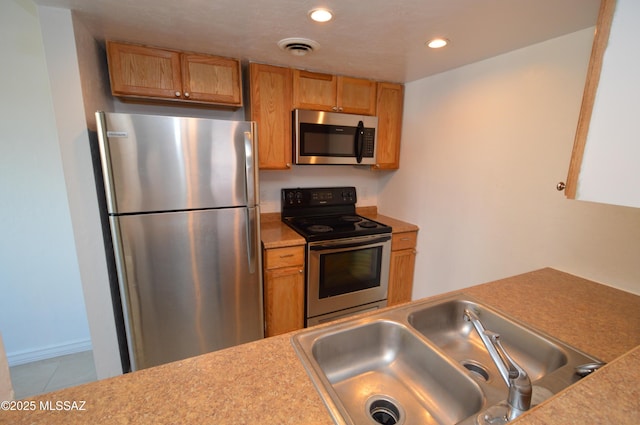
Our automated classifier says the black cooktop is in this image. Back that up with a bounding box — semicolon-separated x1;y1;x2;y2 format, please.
281;187;392;241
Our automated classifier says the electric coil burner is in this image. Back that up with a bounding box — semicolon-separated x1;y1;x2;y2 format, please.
282;187;392;326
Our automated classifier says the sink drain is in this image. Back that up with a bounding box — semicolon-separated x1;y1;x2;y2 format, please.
366;396;404;425
462;360;490;382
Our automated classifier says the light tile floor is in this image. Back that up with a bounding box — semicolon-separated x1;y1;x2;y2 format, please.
9;351;97;399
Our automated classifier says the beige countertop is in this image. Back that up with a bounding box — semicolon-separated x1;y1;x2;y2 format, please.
357;206;420;234
260;212;306;249
261;207;419;250
4;270;639;424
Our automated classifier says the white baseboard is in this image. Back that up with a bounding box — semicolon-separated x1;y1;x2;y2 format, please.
7;339;92;367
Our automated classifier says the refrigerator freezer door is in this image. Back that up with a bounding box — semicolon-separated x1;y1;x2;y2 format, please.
97;112;255;214
111;208;263;370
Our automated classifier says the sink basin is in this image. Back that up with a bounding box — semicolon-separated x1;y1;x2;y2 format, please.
307;319;484;424
406;297;600;398
408;298;567;382
292;295;602;425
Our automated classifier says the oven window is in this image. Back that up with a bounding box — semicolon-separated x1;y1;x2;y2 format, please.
318;246;383;298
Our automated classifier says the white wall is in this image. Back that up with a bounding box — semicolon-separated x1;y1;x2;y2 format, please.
379;28;640;298
37;6;122;378
0;0;91;365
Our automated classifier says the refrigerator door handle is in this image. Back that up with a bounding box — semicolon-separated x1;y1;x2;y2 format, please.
243;126;258;206
246;207;259;274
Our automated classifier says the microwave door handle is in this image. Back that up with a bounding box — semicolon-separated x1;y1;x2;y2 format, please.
355;120;364;163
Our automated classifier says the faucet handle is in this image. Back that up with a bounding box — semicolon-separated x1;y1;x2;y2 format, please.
484;331;520;380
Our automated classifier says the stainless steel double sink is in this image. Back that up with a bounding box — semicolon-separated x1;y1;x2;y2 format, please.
291;295;602;425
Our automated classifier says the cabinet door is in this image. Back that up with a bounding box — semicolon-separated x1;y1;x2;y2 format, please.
387;248;416;306
375;82;404;169
249;63;293;170
107;41;182;99
292;70;337;111
181;54;242;106
338;77;377;115
264;266;304;337
565;0;640;208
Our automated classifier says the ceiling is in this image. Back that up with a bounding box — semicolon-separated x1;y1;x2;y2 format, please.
34;0;601;83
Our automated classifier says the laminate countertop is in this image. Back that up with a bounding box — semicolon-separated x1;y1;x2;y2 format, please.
260;207;419;250
3;269;639;424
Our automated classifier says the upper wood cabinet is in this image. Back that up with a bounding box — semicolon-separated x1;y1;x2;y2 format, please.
565;0;640;208
106;41;242;107
375;82;404;170
249;63;292;170
181;53;242;105
292;70;377;115
338;76;378;116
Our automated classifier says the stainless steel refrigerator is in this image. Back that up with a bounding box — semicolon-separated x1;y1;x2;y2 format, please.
96;111;263;371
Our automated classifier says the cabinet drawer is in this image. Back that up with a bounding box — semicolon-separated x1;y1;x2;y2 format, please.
392;232;417;251
264;246;304;269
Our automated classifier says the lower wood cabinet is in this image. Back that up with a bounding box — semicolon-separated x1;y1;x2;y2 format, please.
263;245;305;337
387;231;417;306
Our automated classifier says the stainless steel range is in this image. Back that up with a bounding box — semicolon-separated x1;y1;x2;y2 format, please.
282;187;392;326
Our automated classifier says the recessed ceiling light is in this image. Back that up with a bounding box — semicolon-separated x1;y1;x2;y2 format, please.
427;38;449;49
309;8;333;23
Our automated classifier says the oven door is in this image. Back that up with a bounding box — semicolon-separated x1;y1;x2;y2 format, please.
307;234;391;320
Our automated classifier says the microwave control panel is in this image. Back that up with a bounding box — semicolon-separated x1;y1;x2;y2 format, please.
361;128;375;157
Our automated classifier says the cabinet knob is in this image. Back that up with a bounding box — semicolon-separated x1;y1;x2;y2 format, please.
175;91;181;97
556;182;566;191
299;269;303;274
184;92;190;98
332;106;338;112
337;107;343;112
286;163;291;168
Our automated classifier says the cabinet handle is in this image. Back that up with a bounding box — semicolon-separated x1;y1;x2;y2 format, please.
174;91;181;97
184;92;190;98
279;254;294;259
556;182;566;191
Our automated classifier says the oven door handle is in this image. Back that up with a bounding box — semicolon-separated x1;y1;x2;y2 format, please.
309;235;391;251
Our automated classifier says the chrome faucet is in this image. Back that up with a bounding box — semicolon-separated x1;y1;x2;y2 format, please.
463;308;532;422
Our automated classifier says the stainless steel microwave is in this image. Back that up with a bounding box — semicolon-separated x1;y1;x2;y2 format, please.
293;109;378;165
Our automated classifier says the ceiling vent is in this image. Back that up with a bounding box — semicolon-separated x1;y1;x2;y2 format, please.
277;38;320;56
